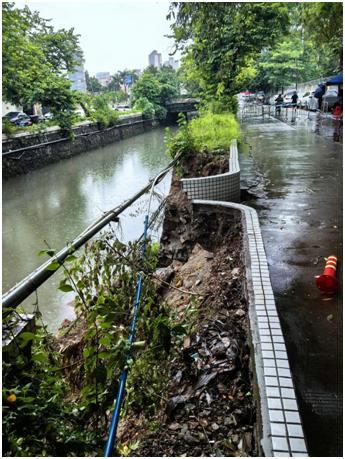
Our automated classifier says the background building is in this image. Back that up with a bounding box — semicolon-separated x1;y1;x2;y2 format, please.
148;50;162;69
95;71;111;86
68;64;87;92
163;56;180;70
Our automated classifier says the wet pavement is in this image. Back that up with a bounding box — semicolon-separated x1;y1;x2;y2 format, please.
240;110;342;456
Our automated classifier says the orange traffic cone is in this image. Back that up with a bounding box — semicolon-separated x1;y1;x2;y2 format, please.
315;255;338;294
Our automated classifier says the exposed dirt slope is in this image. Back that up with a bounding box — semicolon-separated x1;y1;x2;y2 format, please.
118;153;257;456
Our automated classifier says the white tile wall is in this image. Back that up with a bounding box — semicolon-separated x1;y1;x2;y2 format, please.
181;139;241;202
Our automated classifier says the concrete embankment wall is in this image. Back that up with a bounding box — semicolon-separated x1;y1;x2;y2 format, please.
2;114;157;179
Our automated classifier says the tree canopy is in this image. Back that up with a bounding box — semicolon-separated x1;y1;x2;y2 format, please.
2;2;81;129
168;2;290;106
132;66;180;119
168;2;343;101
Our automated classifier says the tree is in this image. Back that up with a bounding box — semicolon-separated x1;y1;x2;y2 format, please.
248;3;343;93
255;34;323;92
301;2;343;72
85;71;103;94
2;3;81;130
132;67;179;119
168;2;290;108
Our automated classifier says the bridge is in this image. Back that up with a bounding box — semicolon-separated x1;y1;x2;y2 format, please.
165;98;200;121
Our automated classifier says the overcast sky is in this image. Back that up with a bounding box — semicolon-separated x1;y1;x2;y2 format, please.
17;0;180;75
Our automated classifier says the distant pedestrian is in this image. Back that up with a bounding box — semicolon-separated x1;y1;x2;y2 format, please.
275;94;283;115
291;91;298;107
314;83;326;110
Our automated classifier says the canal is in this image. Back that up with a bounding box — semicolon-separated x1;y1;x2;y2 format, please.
3;127;172;331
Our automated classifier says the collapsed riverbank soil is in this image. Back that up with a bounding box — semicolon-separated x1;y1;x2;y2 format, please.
117;153;258;456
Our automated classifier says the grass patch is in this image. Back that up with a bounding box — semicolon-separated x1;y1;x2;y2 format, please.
165;112;240;159
189;111;240;153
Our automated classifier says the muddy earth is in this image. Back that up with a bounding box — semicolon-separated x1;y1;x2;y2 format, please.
117;153;258;456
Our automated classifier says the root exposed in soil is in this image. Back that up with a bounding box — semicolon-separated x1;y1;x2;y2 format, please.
118;153;257;456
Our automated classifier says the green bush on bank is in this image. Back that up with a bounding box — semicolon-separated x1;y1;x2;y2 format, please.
190;111;240;152
166;111;240;158
2;120;18;137
91;94;120;128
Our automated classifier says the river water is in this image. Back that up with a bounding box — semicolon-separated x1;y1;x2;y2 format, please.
3;127;172;331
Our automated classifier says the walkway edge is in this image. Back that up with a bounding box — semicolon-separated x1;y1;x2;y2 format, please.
192;199;308;457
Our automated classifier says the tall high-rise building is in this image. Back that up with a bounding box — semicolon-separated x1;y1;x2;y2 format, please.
68;57;87;92
163;56;180;71
95;72;111;86
148;50;162;69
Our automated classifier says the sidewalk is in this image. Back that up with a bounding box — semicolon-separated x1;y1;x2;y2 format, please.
240;113;343;456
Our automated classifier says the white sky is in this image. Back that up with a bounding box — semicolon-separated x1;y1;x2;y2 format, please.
15;0;180;75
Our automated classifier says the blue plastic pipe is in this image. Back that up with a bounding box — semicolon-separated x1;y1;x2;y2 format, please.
104;215;149;457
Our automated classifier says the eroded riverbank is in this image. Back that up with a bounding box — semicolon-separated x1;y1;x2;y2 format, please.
3;127;172;331
114;153;258;456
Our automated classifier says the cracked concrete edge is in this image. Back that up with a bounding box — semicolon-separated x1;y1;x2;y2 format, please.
191;199;308;458
181;139;240;203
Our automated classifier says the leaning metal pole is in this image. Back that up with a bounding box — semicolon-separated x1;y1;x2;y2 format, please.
2;154;182;312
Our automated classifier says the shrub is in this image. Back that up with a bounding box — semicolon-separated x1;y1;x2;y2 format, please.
2;120;18;137
165;111;240;158
153;104;167;120
200;95;238;115
189;111;240;152
91;94;119;128
165;113;195;159
52;111;79;139
133;97;155;119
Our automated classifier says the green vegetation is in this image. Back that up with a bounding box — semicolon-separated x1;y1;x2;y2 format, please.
90;94;120;128
166;112;240;159
2;3;81;132
132;66;180;119
169;2;343;98
190;112;240;152
2;120;18;137
86;69;140;95
168;2;289;105
85;70;103;94
3;233;193;456
301;2;343;73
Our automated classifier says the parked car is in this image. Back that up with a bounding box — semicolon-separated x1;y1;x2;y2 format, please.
29;114;46;123
115;105;130;112
322;89;340;110
43;112;54;120
3;111;32;126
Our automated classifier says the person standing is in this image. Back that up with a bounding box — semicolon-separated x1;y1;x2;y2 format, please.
314;83;326;110
291;91;298;107
275;94;284;115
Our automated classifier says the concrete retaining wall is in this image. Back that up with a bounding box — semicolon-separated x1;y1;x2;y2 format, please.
2;114;157;179
181;139;240;202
